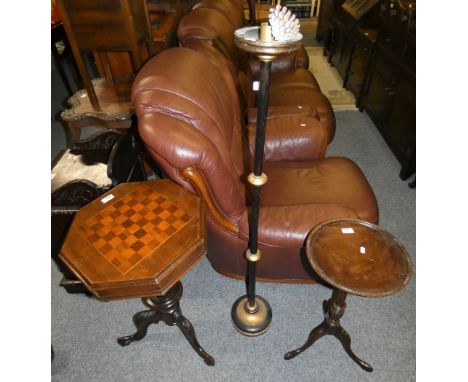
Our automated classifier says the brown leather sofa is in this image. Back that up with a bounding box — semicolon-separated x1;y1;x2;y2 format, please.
176;5;336;142
192;0;310;75
132;47;378;283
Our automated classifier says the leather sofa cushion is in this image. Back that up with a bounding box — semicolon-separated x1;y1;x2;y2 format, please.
261;157;379;224
238;203;358;248
270;68;321;91
268;88;336;142
247;115;328;162
247;105;318;124
249;47;310;79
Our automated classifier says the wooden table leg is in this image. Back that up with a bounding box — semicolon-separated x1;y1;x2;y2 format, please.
117;282;215;366
284;289;373;372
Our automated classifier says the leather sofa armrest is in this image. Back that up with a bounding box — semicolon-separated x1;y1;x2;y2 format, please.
248;46;309;79
247;105;318;124
294;46;309;69
247;115;328;162
238;204;358;248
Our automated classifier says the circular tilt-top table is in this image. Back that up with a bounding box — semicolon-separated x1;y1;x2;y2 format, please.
284;219;413;372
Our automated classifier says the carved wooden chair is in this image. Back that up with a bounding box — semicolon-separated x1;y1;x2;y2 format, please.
57;0;155;143
51;130;148;293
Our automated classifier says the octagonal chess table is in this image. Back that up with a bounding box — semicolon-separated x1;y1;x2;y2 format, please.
59;179;214;365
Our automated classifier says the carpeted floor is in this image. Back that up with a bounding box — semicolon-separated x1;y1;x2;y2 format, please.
51;112;415;382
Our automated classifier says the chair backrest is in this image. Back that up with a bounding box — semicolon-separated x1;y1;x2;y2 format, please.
131;48;247;228
58;0;154;109
180;38;253;112
192;0;244;28
177;7;242;68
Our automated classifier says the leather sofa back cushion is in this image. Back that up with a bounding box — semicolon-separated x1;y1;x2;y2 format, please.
132;48;246;220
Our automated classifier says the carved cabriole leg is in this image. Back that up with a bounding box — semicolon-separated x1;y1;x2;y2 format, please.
117;282;214;366
332;325;373;372
117;310;162;346
284;289;373;372
173;312;215;366
283;321;328;360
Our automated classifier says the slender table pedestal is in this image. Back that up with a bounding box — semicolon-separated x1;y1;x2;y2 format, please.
59;179;214;366
284;219;413;372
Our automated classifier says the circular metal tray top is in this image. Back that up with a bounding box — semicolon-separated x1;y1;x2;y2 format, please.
306;219;413;297
234;26;302;57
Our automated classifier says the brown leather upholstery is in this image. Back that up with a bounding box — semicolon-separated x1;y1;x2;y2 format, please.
179;38;329;164
132;48;379;283
193;0;310;73
177;6;336;142
193;0;245;28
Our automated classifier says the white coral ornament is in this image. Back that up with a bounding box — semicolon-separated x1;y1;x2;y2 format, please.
268;5;301;41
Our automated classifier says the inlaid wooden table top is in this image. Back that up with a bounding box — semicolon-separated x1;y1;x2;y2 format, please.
59;179;206;301
306;219;413;297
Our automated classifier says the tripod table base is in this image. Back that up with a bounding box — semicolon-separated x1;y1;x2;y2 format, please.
284;289;372;372
117;282;215;366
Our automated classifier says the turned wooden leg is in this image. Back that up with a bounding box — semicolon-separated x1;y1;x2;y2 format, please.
284;289;373;372
117;282;214;366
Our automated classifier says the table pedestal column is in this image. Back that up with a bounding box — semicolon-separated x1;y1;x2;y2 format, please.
284;289;373;372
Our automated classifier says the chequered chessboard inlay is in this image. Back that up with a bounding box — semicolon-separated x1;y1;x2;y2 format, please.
77;186;193;274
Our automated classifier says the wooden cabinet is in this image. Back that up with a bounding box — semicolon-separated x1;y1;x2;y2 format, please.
346;29;377;106
321;1;416;180
316;0;345;51
329;0;380;83
329;15;354;79
361;16;416;179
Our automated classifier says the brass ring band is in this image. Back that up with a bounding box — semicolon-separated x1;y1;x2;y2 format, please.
248;173;267;187
245;301;259;314
258;55;275;62
245;249;262;262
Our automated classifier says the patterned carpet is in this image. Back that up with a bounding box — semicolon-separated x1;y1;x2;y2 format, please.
306;46;357;111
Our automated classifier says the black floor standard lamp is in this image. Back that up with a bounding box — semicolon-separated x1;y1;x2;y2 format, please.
231;18;303;336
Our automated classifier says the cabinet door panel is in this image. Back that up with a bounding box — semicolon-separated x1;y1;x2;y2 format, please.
374;51;395;81
364;69;392;124
379;28;403;57
396;75;416;111
386;98;415;157
331;23;346;68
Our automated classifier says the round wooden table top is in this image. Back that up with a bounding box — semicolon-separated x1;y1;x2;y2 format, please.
306;219;413;297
